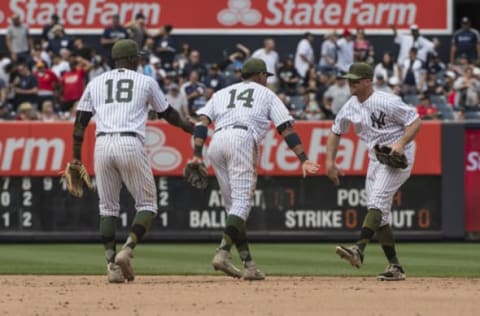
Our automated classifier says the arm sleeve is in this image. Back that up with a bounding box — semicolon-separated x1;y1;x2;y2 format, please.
331;104;351;135
390;96;419;126
196;97;215;122
148;78;169;113
76;84;94;112
268;92;294;127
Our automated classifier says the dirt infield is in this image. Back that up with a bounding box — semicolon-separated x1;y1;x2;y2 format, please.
1;276;479;316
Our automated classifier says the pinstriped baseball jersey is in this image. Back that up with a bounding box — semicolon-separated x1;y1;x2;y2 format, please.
77;68;169;138
332;91;419;161
76;68;168;216
197;80;293;143
332;90;419;224
198;80;292;220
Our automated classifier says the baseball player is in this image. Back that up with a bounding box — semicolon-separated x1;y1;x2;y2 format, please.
71;39;193;283
189;58;319;280
326;62;422;281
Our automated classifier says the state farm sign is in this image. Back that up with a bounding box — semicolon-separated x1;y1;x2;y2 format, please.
0;121;441;176
0;0;452;34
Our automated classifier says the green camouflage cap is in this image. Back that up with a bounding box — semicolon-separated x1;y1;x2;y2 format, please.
241;58;274;77
112;39;140;60
340;62;374;80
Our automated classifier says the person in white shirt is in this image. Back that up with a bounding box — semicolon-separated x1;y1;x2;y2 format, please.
294;32;315;79
318;31;337;74
392;24;435;66
251;38;280;91
336;29;354;73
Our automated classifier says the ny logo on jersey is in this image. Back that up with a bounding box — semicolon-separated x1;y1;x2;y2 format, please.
370;111;386;129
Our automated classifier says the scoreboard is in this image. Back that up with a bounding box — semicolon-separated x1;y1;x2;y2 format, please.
0;175;442;241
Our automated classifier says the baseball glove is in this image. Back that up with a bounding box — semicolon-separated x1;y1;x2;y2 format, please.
183;162;208;189
61;160;94;198
373;144;408;169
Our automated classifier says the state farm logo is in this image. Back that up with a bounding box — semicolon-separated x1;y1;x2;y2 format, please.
145;126;182;171
217;0;262;26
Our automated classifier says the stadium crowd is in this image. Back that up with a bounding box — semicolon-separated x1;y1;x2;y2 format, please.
1;12;480;122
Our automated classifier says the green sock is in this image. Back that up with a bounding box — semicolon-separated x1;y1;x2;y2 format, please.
356;209;382;253
123;210;155;250
377;225;400;265
235;228;252;263
219;214;244;253
100;216;117;263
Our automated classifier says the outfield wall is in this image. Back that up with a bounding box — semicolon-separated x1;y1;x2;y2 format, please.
0;121;476;241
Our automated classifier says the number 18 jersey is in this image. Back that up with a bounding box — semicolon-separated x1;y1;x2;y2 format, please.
77;68;169;138
197;81;293;142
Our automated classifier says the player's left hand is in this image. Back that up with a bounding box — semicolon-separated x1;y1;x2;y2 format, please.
301;160;320;178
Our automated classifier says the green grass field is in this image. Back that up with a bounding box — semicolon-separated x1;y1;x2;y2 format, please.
0;243;478;277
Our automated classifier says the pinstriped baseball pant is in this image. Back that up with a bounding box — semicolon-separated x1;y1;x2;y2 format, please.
366;145;415;227
94;134;158;217
207;128;258;221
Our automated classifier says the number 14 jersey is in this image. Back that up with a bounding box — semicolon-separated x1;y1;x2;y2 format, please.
197;81;293;143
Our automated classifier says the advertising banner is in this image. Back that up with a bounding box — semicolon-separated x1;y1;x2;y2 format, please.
465;129;480;233
0;121;441;176
0;0;452;34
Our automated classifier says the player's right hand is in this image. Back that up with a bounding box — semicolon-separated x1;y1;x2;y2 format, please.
326;164;343;186
301;160;320;178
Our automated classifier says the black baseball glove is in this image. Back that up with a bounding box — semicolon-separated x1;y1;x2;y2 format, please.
183;162;208;189
373;144;408;169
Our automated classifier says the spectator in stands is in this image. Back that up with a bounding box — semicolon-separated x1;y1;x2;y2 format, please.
165;83;189;120
392;24;434;66
300;99;323;121
453;65;480;110
294;32;315;79
443;70;457;107
416;94;439;120
373;74;392;93
100;14;129;67
39;99;60;122
0;78;7;106
46;25;73;56
6;14;32;64
424;73;444;97
182;50;207;81
51;50;71;78
318;31;337;75
316;72;333;118
42;14;61;42
16;102;39;120
400;47;425;96
155;24;176;71
388;77;402;96
88;55;110;82
336;29;354;73
278;54;301;96
72;37;94;61
126;12;149;48
174;42;191;74
353;28;374;65
33;60;59;106
59;56;92;111
138;53;156;79
450;17;480;66
373;52;399;85
426;52;446;79
10;62;38;110
0;53;12;84
251;38;280;91
0;101;15;120
203;63;226;92
323;74;350;116
451;53;471;77
181;70;207;117
31;42;51;68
